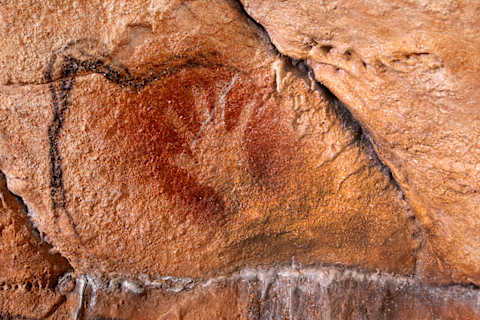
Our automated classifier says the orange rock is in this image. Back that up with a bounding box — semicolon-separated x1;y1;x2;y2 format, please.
23;266;480;320
240;0;480;284
0;0;416;279
0;0;479;316
0;172;70;287
0;173;71;319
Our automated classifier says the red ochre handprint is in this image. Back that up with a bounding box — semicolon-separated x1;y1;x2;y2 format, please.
107;67;247;224
46;40;259;234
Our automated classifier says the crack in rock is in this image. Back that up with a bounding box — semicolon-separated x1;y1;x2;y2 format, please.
233;0;427;285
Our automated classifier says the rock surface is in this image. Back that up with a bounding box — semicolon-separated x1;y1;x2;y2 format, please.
76;266;480;320
0;172;70;287
0;172;71;320
0;0;417;278
240;0;480;284
4;265;480;320
0;0;479;317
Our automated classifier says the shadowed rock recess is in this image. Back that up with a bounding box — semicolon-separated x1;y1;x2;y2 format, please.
0;0;478;318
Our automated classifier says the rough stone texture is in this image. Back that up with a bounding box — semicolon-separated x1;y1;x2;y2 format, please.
0;288;70;320
0;172;71;319
1;0;479;317
240;0;480;285
0;172;70;287
5;265;480;320
0;0;416;279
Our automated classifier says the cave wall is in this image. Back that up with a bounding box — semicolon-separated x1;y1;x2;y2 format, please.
0;0;479;318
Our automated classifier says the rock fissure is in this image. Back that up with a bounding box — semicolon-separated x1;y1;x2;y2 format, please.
235;0;480;285
0;169;73;286
232;0;428;284
233;0;405;196
297;55;431;287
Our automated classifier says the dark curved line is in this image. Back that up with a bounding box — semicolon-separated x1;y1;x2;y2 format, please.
45;40;240;238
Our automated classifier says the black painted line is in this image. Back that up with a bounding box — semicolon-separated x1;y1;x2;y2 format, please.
45;39;240;240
